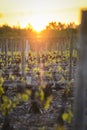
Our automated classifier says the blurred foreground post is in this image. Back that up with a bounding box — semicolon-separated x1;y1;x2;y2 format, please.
72;10;87;130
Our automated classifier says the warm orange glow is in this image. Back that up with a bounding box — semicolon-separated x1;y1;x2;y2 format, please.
13;15;49;32
0;0;87;30
30;14;50;32
31;22;46;32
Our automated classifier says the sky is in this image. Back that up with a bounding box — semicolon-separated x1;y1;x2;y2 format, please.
0;0;87;31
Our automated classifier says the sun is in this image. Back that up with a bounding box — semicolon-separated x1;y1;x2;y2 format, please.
32;23;45;32
29;15;50;32
16;14;50;32
31;20;47;32
20;18;46;32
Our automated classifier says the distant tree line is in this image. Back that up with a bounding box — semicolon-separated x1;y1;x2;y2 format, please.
0;22;79;51
0;22;79;38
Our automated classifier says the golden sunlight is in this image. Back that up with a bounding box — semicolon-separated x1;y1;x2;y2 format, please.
30;15;50;32
31;22;45;32
0;0;87;30
18;15;48;32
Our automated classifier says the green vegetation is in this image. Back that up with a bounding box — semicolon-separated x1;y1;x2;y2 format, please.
0;49;77;129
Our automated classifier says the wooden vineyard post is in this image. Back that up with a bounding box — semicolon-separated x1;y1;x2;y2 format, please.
11;38;13;62
69;34;73;81
0;39;1;52
21;39;25;76
5;39;8;67
1;40;3;52
25;39;30;60
71;10;87;130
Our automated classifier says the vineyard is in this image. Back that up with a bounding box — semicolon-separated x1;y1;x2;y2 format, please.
0;10;87;130
0;36;78;130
